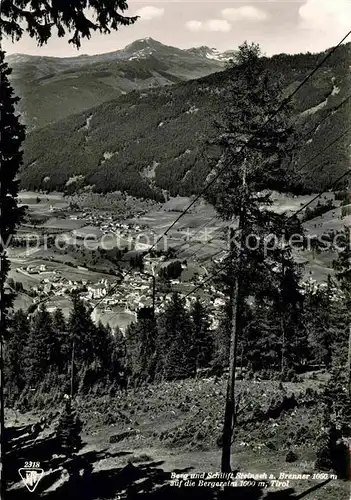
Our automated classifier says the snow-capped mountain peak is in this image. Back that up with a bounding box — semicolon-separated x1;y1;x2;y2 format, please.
185;45;237;62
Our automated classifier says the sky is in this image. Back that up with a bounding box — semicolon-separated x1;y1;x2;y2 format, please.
2;0;351;58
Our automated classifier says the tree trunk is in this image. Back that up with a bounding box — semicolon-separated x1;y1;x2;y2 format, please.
280;258;286;379
280;315;285;378
240;343;244;378
347;324;351;398
70;339;75;399
221;164;247;472
0;256;6;499
221;271;241;472
0;332;4;499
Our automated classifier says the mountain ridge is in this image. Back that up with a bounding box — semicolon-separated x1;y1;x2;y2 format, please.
20;43;351;200
6;37;236;65
7;38;227;130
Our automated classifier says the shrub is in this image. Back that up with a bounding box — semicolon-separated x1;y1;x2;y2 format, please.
286;451;298;462
56;399;83;457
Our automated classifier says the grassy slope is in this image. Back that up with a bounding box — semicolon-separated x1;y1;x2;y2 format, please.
6;375;349;499
20;44;351;198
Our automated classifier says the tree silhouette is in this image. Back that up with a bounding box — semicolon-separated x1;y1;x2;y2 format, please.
1;0;138;48
156;293;196;380
190;298;213;370
56;398;83;458
5;310;30;394
0;49;26;495
0;49;25;327
26;306;55;386
205;41;297;472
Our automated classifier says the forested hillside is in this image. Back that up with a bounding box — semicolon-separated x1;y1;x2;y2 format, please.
21;43;350;199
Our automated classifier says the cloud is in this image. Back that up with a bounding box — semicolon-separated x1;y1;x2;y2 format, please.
185;20;203;32
135;6;165;21
299;0;351;31
185;5;268;35
221;6;268;23
185;19;232;33
206;20;232;33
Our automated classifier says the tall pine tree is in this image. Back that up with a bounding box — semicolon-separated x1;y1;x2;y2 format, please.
26;306;55;387
333;229;351;389
0;49;25;327
51;308;69;374
68;296;95;367
0;49;26;491
205;41;300;471
5;310;29;394
56;398;83;458
125;318;157;384
190;298;213;370
156;293;196;380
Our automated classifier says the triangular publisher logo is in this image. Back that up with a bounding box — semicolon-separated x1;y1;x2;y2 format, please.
19;468;44;492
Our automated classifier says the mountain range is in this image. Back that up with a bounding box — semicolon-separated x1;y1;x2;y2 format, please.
7;38;232;130
7;39;351;199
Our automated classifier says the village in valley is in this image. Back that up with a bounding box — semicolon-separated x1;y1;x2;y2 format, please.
8;189;346;335
7;191;231;333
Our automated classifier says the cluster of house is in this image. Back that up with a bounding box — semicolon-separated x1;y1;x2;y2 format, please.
25;264;48;274
19;249;228;330
70;211;148;242
300;277;345;301
17;264;109;303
